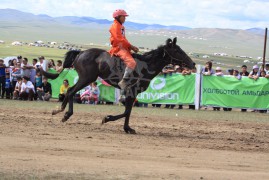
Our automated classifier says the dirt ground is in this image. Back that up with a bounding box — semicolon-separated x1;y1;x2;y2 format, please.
0;101;269;179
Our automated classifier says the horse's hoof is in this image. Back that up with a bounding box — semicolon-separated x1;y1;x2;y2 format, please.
61;118;66;122
52;110;57;115
52;109;63;115
101;117;107;124
124;127;136;134
61;116;69;122
129;129;136;134
102;116;112;124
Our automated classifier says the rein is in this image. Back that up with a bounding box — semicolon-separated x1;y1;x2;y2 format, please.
163;48;184;66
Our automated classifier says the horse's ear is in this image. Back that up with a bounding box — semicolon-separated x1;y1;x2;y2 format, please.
172;37;177;46
166;38;172;47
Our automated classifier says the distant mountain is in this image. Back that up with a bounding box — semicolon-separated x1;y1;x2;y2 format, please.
180;28;262;40
55;16;111;25
0;9;190;30
125;22;190;30
246;28;265;36
54;16;191;30
0;8;55;23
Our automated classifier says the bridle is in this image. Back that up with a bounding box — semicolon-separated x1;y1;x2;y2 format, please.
163;48;185;66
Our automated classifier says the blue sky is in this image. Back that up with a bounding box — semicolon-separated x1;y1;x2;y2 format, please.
0;0;268;29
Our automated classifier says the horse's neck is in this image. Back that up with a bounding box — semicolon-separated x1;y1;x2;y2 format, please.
150;62;166;78
143;50;166;71
141;56;167;80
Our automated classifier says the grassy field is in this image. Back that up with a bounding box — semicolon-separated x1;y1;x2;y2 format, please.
0;42;261;71
0;43;67;61
0;99;268;123
0;40;111;61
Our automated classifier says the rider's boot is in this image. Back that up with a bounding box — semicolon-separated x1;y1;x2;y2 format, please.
118;67;134;90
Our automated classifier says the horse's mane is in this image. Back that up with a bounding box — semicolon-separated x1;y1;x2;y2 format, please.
133;45;164;63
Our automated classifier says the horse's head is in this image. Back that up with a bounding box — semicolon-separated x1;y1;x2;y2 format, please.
163;38;195;69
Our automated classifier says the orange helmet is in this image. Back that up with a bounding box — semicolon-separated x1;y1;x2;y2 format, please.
113;9;128;18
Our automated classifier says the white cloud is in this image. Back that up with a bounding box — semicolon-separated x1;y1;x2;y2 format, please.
0;0;268;29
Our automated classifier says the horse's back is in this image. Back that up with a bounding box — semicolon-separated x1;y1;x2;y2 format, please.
82;48;107;59
78;49;149;76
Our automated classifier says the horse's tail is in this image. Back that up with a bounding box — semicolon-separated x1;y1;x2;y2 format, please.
40;50;81;80
39;67;61;79
63;50;81;68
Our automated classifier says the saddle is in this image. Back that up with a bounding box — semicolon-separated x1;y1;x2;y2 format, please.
110;53;146;69
101;52;146;73
98;52;154;88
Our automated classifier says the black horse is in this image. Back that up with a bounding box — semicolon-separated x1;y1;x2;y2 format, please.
41;38;195;134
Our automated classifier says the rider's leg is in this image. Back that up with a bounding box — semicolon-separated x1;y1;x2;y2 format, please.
118;67;133;89
116;49;136;89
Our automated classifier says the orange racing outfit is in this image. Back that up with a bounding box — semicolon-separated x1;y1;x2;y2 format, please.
109;20;136;70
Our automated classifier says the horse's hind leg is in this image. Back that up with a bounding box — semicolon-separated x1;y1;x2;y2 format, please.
62;86;76;122
62;76;97;122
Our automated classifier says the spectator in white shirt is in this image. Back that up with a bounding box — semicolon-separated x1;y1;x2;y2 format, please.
20;76;35;101
215;67;223;76
37;56;48;72
21;57;31;78
13;77;22;100
248;65;260;80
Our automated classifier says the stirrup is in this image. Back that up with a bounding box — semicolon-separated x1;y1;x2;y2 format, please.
118;79;129;90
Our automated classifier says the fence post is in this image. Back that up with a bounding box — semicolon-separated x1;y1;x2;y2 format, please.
262;27;267;71
195;65;201;110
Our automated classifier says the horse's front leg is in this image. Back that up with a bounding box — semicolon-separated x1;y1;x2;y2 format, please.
102;97;136;134
122;97;136;134
123;113;135;134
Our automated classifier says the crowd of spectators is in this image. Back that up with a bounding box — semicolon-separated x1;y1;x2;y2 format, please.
0;55;104;106
0;56;54;101
79;82;100;105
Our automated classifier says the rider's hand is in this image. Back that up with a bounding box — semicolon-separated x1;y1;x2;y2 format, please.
131;45;139;53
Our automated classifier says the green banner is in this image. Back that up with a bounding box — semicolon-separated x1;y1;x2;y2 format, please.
202;76;269;109
45;70;269;108
97;82;116;102
48;69;116;102
137;74;195;104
